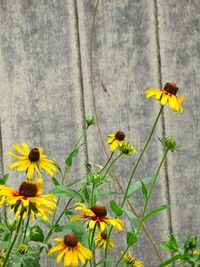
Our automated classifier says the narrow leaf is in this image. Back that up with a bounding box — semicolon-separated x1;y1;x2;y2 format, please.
110;200;123;216
65;148;79;167
158;255;186;267
48;185;82;199
140;179;148;199
143;204;170;221
0;174;9;185
126;232;138;246
127;176;154;198
52;177;60;186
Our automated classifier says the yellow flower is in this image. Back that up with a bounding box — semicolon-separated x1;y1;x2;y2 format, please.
119;141;137;156
193;250;200;255
70;203;123;232
0;178;56;221
95;230;115;250
145;82;186;112
17;244;28;254
107;131;126;152
7;143;57;179
48;234;92;267
123;252;143;267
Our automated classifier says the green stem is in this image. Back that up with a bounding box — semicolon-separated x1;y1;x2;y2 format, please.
98;152;114;174
3;211;24;267
137;148;169;233
90;183;95;207
103;153;122;178
23;209;31;243
121;105;164;208
89;225;97;267
114;245;130;267
103;226;113;267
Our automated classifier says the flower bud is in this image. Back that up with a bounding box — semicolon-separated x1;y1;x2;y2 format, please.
6;219;17;231
85;116;95;127
159;137;181;152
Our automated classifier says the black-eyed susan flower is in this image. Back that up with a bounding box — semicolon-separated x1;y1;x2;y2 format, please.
48;234;92;267
123;252;143;267
17;244;28;254
70;203;123;232
107;131;126;152
7;143;57;179
0;178;56;221
145;82;186;112
193;250;200;255
95;230;115;250
119;141;137;156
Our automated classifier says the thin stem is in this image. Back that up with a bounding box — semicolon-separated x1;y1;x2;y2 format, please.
89;225;97;267
3;211;24;267
137;148;169;233
90;183;95;207
98;152;114;174
103;226;113;267
114;245;130;267
121;105;164;208
23;209;31;243
103;153;122;178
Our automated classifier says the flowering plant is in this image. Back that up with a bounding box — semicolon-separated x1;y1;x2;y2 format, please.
0;81;199;267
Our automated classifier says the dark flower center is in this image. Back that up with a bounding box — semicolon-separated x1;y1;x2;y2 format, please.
164;82;179;95
28;148;40;162
91;205;107;217
101;231;107;240
115;131;125;141
64;234;78;247
19;181;38;197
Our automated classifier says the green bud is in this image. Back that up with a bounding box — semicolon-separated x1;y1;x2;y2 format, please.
85;116;95;127
159;137;181;152
184;236;197;252
6;219;17;231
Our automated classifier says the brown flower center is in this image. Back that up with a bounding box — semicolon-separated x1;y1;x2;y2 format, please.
28;148;40;162
64;234;78;247
101;231;107;240
19;181;38;197
115;131;125;141
164;82;179;95
91;205;107;217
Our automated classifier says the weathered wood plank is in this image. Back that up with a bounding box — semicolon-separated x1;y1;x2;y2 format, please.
77;1;171;266
157;0;200;243
0;0;84;265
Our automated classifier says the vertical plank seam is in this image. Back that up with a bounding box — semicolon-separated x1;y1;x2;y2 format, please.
73;0;89;164
153;0;174;262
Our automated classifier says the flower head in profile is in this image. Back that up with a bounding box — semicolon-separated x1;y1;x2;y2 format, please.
123;252;143;267
70;203;123;232
107;131;126;152
145;82;186;112
0;178;56;221
7;143;57;179
17;244;28;254
119;141;137;156
48;234;92;267
95;230;115;250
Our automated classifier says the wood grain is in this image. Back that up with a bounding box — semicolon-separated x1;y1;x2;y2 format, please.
157;0;200;243
76;0;171;266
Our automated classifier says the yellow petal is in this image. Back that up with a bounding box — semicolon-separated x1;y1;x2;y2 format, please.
48;245;63;256
56;248;66;264
13;144;27;156
64;248;72;266
71;249;79;267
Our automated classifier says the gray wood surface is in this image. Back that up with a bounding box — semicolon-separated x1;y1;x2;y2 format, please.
0;0;199;266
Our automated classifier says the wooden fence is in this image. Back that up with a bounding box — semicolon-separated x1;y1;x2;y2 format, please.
0;0;199;266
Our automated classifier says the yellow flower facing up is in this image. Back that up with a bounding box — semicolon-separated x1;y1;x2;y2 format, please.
145;82;186;112
123;252;143;267
107;131;126;152
0;178;56;221
48;234;92;267
95;230;115;250
70;203;123;232
7;143;57;179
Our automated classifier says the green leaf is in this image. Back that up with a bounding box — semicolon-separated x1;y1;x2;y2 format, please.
124;210;139;230
80;185;90;203
126;232;138;246
110;200;123;216
52;177;60;186
158;255;186;266
99;191;120;197
140;179;148;199
143;204;170;221
48;185;82;199
54;225;72;233
66;177;83;187
127;176;154;198
22;258;41;267
0;174;9;185
65;148;79;167
30;225;44;242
